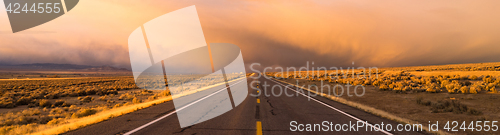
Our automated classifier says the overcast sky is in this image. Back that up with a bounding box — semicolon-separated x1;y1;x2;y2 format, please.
1;0;500;71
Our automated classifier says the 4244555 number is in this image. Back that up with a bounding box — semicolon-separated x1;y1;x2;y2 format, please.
5;3;62;14
444;121;498;132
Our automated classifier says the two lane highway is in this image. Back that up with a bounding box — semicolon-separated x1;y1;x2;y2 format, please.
65;76;427;135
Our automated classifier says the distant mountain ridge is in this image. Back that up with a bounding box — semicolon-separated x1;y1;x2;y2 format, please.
0;63;130;71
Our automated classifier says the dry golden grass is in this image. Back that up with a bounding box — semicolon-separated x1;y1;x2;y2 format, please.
407;71;500;77
380;62;500;73
32;96;173;135
0;76;164;135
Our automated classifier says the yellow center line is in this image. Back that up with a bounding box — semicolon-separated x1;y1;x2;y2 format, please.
256;121;262;135
257;99;260;103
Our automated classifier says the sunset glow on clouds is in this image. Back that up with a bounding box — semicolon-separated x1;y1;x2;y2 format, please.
1;0;500;69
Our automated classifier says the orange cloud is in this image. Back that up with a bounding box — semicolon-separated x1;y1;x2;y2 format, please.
1;0;500;69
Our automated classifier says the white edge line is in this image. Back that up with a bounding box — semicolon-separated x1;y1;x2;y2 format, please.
123;79;247;135
268;78;393;135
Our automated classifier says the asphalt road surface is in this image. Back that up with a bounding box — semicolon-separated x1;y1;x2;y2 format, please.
65;75;428;135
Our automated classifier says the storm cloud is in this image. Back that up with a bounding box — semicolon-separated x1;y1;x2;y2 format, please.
1;0;500;71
